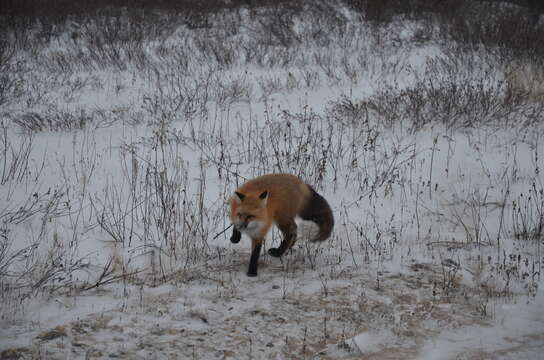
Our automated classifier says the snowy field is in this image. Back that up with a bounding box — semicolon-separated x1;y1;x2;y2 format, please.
1;1;544;358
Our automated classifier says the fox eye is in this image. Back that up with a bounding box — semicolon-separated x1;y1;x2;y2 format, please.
246;215;255;220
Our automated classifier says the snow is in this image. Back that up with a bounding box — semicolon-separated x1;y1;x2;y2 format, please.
419;291;544;359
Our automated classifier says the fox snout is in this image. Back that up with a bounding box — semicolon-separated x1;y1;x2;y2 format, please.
234;221;248;231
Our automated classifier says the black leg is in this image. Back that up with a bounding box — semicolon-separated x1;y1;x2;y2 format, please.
230;227;241;243
247;243;262;277
268;221;297;257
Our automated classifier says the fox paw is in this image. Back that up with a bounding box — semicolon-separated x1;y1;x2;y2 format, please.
247;271;258;277
268;248;283;257
230;231;241;243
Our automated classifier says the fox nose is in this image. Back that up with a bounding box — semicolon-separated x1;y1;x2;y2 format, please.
236;223;247;230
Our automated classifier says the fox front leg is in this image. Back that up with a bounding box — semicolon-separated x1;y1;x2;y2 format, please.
230;227;241;243
247;238;263;277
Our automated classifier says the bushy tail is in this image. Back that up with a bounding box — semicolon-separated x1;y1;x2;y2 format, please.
299;186;334;242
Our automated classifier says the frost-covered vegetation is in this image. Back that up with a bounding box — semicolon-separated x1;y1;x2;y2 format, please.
1;0;544;358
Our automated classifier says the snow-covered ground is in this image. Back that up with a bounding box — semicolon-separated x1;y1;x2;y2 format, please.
1;2;543;359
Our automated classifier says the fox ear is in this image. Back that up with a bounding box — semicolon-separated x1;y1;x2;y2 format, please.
258;191;268;205
234;191;245;203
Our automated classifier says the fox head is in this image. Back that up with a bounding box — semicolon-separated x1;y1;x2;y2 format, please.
230;190;268;237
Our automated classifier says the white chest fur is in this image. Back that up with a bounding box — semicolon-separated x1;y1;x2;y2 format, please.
240;220;266;238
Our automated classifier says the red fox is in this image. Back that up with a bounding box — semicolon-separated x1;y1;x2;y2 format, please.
229;173;334;277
